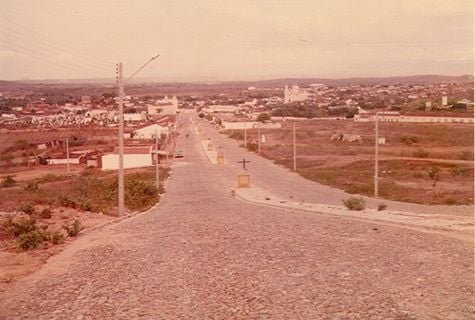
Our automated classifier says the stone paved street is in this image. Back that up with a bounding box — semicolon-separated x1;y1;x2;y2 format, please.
0;113;473;319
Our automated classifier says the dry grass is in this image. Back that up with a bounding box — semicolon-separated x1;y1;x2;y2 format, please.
229;120;474;205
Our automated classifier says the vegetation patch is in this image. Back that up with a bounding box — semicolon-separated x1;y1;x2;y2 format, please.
343;197;366;211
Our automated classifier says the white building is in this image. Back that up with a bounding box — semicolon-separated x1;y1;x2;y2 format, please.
101;146;154;170
124;113;147;121
132;124;169;140
284;85;311;103
147;96;178;115
203;105;238;113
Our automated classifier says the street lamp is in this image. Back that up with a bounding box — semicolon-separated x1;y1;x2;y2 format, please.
116;54;160;216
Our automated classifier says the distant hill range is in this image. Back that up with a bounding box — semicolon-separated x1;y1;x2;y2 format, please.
251;74;474;87
1;74;473;87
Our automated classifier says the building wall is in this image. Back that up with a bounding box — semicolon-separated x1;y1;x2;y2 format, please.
354;114;474;123
222;121;256;129
101;154;152;170
133;125;169;139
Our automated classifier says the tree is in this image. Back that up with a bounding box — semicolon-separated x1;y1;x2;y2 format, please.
256;112;271;122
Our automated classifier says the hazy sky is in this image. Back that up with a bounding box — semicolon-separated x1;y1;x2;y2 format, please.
0;0;473;81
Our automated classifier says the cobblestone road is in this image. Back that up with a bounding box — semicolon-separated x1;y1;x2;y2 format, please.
0;114;473;319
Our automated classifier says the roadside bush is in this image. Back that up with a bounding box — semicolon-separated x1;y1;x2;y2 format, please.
40;207;53;219
125;178;157;211
49;230;65;244
427;166;441;187
3;217;38;237
343;197;366;211
63;220;83;237
451;167;470;177
57;194;78;209
401;135;419;145
0;175;16;188
444;197;457;205
19;204;36;215
24;181;39;191
377;203;387;211
246;142;258;152
16;230;46;250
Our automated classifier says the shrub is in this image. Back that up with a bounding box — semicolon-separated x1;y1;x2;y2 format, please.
40;208;53;219
3;217;38;237
125;178;157;211
256;112;271;122
451;167;470;177
63;220;83;237
0;175;16;188
343;197;366;211
16;230;46;250
24;181;39;191
401;135;419;145
444;197;457;205
49;231;65;244
427;166;441;187
246;142;258;152
57;194;78;208
19;204;36;215
377;203;387;211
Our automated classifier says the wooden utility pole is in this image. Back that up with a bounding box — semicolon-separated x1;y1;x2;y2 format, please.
117;62;125;216
155;128;160;190
66;138;70;172
374;112;379;197
244;125;247;148
258;127;261;154
293;122;296;171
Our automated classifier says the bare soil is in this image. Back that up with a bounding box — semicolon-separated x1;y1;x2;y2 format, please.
0;207;114;294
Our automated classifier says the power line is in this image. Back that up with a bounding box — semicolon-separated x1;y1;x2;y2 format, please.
0;16;112;68
0;25;111;73
0;37;112;77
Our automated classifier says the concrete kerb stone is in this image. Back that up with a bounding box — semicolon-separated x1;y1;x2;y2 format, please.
200;140;218;165
232;186;473;234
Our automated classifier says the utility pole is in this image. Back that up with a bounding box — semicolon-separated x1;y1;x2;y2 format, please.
66;138;70;172
244;125;247;148
117;62;125;216
374;112;379;197
293;122;296;171
116;55;159;216
257;127;261;154
155;128;160;190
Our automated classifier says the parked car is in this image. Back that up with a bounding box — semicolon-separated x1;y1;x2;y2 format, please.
174;150;184;158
